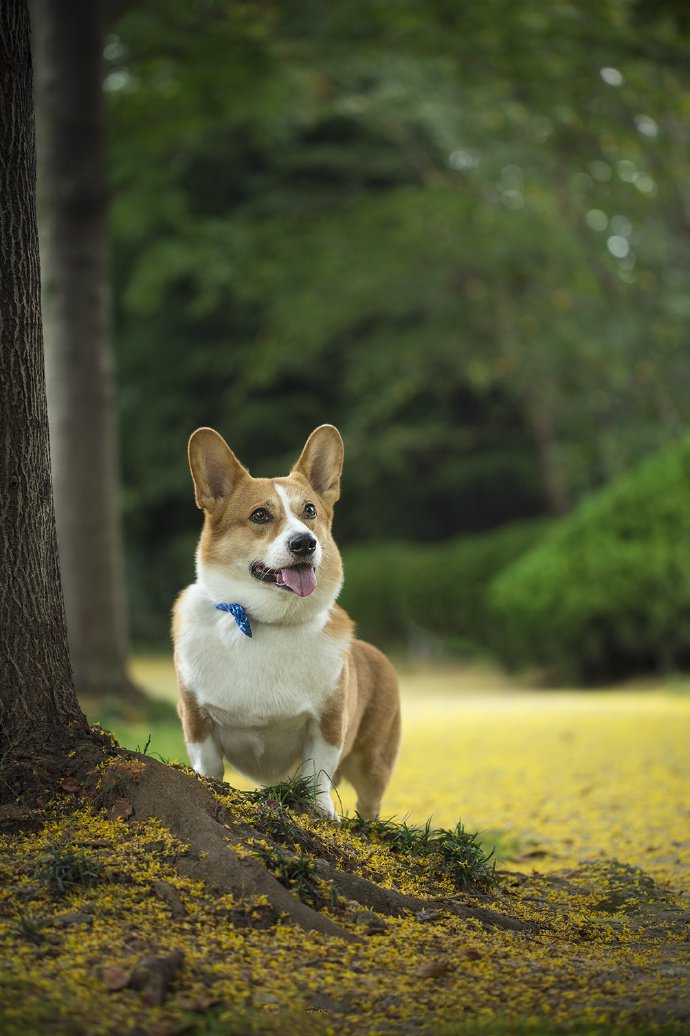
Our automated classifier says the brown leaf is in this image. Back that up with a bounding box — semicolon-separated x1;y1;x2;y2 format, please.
102;965;132;991
175;995;220;1012
151;880;185;918
130;948;185;1006
415;959;453;979
108;798;134;821
60;776;81;794
415;908;443;922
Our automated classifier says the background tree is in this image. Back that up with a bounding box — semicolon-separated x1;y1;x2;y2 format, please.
99;0;690;644
32;0;142;703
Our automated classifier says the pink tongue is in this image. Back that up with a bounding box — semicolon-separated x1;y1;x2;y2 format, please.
280;566;317;597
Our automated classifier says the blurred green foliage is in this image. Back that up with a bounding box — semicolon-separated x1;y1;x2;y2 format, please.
104;0;690;658
340;518;549;651
488;436;690;681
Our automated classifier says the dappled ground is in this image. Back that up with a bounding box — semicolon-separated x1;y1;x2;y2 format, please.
1;660;688;1035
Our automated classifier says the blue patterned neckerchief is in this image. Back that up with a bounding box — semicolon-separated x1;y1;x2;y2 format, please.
216;602;252;638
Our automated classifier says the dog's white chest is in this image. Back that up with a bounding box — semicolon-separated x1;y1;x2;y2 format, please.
176;584;347;782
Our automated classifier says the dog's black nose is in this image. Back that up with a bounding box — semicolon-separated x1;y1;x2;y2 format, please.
288;533;317;557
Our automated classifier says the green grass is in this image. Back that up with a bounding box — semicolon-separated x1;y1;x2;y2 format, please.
249;842;335;910
87;696;185;765
11;914;43;945
35;845;102;895
243;772;322;811
341;813;497;891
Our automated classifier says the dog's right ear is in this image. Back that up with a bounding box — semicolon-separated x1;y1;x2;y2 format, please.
188;428;249;513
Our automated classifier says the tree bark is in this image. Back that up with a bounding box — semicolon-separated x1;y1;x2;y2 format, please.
0;0;90;762
31;0;142;703
493;280;571;516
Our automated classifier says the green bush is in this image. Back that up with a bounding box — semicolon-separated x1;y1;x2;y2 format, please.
340;518;549;652
488;435;690;682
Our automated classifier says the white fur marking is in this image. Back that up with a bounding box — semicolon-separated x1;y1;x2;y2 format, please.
274;483;312;537
264;483;323;572
302;722;341;820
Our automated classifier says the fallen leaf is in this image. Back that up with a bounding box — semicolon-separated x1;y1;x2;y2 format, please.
102;965;132;991
175;995;220;1012
108;799;134;821
415;959;453;979
415;908;443;922
130;948;185;1006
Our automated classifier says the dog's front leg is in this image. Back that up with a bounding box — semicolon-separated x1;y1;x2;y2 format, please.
177;683;225;781
187;734;224;782
302;721;341;821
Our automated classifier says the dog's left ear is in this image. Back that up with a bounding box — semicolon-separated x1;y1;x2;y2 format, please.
292;425;344;506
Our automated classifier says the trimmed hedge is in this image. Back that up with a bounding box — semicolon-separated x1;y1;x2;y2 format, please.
488;435;690;682
340;518;549;653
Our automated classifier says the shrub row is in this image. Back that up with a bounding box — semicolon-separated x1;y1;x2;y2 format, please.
488;434;690;682
339;518;550;654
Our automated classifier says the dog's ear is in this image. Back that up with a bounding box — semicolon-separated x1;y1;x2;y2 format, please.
292;425;344;506
188;428;249;513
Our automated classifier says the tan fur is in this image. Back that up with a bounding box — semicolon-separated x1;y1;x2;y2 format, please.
172;603;212;743
173;424;400;819
177;682;213;744
322;631;401;818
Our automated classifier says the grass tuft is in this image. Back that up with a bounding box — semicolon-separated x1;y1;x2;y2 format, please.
35;845;102;895
242;772;320;812
241;774;496;892
341;813;496;891
12;913;43;945
250;842;336;910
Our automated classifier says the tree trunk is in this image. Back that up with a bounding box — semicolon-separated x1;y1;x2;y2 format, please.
0;0;90;764
528;403;571;516
31;0;142;704
493;280;571;516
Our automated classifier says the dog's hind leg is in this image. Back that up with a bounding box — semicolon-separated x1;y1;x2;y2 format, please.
340;705;401;820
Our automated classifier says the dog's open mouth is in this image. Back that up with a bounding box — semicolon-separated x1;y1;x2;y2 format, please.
251;562;317;598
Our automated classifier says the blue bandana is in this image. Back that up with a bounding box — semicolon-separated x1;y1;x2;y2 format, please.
216;602;252;638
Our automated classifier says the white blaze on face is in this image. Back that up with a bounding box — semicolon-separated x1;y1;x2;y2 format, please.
263;483;323;573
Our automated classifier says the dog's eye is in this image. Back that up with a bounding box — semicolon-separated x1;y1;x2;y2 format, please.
250;508;272;524
302;503;317;520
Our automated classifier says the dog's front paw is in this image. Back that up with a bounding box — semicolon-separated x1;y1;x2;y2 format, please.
315;796;341;823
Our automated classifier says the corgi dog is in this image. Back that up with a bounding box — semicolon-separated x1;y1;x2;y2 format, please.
172;424;400;820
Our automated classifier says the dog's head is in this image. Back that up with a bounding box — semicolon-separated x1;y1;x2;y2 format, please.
188;425;345;624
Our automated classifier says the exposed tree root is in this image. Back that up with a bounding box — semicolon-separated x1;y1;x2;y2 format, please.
312;861;540;933
97;753;357;942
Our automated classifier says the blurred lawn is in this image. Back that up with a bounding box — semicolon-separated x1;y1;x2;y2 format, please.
90;656;690;891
